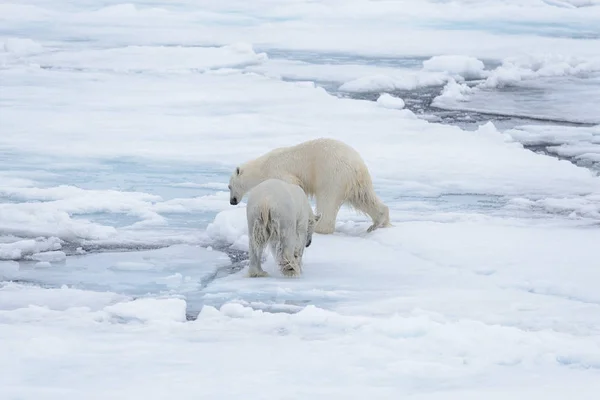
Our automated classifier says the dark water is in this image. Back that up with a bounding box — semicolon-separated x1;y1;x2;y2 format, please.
262;49;599;173
295;80;599;173
343;86;599;173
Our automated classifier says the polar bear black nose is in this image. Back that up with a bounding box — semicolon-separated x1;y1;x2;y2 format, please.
305;239;311;248
230;197;238;205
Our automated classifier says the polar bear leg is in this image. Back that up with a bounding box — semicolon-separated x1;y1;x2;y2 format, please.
349;188;391;233
293;223;307;268
366;201;391;233
294;239;304;267
248;245;268;277
247;220;269;278
314;193;343;234
275;228;301;277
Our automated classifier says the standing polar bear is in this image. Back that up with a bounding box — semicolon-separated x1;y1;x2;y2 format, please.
246;178;321;278
229;138;390;234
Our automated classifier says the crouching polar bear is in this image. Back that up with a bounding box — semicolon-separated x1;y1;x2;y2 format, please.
246;178;321;277
229;138;390;234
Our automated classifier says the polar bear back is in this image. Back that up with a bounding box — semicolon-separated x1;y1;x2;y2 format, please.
246;178;311;222
240;138;373;198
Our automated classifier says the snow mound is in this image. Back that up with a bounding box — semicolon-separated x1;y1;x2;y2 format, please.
0;205;118;241
544;0;600;7
15;43;268;73
507;195;600;219
29;250;67;263
0;282;129;312
430;54;600;124
0;237;62;261
338;72;448;93
376;93;405;109
247;59;426;86
206;207;249;250
34;261;52;268
507;124;600;147
422;55;487;80
171;182;229;190
103;297;187;323
506;124;600;169
0;182;238;241
482;54;600;89
431;78;475;107
1;37;43;56
152;192;238;213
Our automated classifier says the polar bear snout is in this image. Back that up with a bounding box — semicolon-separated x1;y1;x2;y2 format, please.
305;238;312;248
227;180;240;205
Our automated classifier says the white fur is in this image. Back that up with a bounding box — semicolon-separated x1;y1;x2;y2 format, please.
229;138;391;234
245;178;321;278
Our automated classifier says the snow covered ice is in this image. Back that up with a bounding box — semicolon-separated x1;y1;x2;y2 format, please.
2;0;600;398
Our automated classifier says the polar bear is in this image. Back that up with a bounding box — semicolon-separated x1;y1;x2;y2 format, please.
245;178;321;278
229;138;390;234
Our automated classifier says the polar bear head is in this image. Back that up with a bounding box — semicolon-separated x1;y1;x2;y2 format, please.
228;167;244;205
228;166;263;205
305;212;322;247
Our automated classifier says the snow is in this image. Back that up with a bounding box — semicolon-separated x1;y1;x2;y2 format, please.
34;261;52;268
29;251;67;263
432;78;475;106
0;244;231;305
506;124;600;169
247;59;422;85
1;37;44;56
422;55;487;80
103;297;187;323
481;54;600;89
0;182;236;241
0;237;62;261
431;56;600;124
2;0;600;398
507;194;600;219
376;93;406;110
338;72;448;93
2;63;597;198
2;219;600;397
5;44;268;73
206;208;250;251
0;282;128;312
171;182;229;190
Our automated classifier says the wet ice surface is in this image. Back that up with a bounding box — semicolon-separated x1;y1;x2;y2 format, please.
2;0;600;398
1;154;546;320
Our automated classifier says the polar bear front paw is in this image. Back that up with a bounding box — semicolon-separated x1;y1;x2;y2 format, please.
280;264;301;278
248;269;269;278
367;224;379;233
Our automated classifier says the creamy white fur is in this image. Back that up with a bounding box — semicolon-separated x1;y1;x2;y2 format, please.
245;178;320;278
229;138;390;234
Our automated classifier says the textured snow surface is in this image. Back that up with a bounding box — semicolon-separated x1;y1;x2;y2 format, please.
1;0;600;398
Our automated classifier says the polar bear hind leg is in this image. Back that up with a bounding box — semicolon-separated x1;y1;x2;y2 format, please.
273;228;302;277
314;191;344;234
247;215;270;278
293;219;307;266
348;186;392;233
